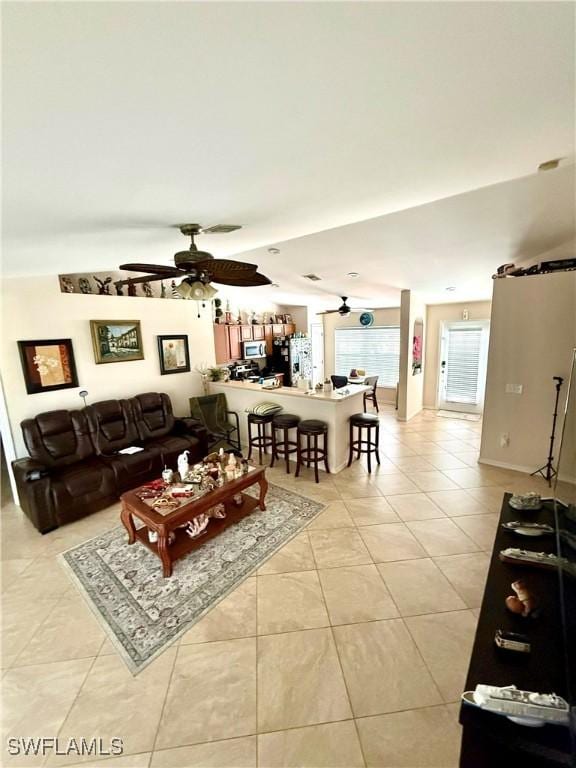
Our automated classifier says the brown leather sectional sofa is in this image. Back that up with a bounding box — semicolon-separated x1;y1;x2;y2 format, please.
12;392;208;534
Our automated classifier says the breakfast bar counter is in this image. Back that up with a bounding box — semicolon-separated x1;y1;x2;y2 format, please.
210;380;372;473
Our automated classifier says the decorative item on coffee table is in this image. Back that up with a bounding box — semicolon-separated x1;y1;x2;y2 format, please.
120;462;268;577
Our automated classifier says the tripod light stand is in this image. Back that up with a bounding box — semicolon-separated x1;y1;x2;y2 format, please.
531;376;564;486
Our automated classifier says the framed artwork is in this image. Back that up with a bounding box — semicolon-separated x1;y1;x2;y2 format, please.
283;313;293;323
90;320;144;364
412;317;423;375
157;334;190;375
18;338;79;394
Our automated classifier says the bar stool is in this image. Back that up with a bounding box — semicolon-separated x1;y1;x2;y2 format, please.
348;412;380;473
271;414;301;474
296;419;329;483
247;413;274;465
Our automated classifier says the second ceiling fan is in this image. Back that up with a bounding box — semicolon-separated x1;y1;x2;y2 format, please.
320;296;375;317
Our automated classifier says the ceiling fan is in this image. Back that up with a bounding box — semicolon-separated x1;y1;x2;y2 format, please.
319;296;375;317
115;223;271;299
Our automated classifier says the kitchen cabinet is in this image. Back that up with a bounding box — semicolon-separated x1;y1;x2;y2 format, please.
214;324;231;364
228;325;243;360
264;325;274;355
252;325;265;340
213;323;297;363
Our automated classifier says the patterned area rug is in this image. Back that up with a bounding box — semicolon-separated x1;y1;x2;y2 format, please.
60;483;324;674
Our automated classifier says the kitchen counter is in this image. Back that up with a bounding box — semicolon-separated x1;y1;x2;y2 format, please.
215;380;371;402
211;380;372;473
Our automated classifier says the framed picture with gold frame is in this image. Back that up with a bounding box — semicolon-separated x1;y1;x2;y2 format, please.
90;320;144;364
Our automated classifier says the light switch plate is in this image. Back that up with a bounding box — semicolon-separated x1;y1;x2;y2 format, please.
505;384;523;395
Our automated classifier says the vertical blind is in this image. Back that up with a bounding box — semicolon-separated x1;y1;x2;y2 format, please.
335;326;400;387
445;326;483;404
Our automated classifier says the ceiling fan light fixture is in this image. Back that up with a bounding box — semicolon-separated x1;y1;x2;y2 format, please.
176;279;218;301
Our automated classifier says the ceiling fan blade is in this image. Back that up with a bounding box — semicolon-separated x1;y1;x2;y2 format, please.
114;274;172;287
200;225;242;234
212;271;272;287
196;258;258;276
120;263;183;276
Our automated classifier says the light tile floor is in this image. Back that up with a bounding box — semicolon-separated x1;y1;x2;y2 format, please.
1;406;566;767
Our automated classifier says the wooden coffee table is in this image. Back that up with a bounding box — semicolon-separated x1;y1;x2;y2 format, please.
120;466;268;577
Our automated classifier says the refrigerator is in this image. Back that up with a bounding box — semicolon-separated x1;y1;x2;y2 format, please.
271;336;313;387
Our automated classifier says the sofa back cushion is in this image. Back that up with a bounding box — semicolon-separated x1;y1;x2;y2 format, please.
85;399;139;453
131;392;175;441
21;410;95;468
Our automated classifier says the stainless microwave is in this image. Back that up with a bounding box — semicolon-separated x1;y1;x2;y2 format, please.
243;340;266;359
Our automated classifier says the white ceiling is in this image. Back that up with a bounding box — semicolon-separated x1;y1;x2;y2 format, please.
2;2;575;305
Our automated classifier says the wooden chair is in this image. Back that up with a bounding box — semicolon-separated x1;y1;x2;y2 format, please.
363;375;379;412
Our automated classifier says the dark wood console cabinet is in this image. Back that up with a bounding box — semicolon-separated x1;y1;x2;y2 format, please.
459;495;574;767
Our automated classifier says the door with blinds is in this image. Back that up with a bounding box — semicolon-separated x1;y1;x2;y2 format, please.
438;321;490;413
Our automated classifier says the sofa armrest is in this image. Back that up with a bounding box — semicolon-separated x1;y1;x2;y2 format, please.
174;418;209;455
11;459;58;534
12;457;50;482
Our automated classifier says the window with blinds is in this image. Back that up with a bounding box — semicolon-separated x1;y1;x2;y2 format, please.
445;326;483;404
335;326;400;388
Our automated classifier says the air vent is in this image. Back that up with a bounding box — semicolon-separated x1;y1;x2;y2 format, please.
303;273;322;281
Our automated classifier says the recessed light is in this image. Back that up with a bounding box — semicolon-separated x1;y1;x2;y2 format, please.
538;158;561;172
347;272;360;278
446;286;456;292
303;274;322;281
268;247;280;255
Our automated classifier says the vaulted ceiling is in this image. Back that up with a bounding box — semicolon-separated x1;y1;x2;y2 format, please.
2;2;574;305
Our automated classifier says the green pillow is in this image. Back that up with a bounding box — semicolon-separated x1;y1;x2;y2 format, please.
245;402;283;416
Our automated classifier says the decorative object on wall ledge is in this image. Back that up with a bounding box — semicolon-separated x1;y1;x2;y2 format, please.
59;270;176;299
90;320;144;364
412;317;423;375
17;338;79;394
157;335;190;375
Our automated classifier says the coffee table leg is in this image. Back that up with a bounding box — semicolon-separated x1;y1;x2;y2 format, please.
258;474;269;511
120;504;136;545
157;525;173;578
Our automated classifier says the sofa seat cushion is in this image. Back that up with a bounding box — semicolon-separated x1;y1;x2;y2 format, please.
100;447;163;493
145;434;200;468
51;458;116;523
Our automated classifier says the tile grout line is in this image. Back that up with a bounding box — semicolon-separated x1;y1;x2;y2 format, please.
149;641;180;757
47;652;101;768
307;531;368;768
255;565;260;768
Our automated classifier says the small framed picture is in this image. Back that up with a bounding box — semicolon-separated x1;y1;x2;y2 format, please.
283;314;292;323
90;320;144;364
18;339;79;394
157;335;190;375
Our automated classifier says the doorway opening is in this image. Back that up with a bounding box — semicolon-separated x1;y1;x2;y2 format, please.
437;320;490;414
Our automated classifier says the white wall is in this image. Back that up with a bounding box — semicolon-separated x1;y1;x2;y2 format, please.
424;300;492;408
322;307;401;403
480;272;576;473
278;304;308;333
398;290;426;421
0;276;217;457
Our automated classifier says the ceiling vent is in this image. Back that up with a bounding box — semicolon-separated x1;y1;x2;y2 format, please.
303;273;322;281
